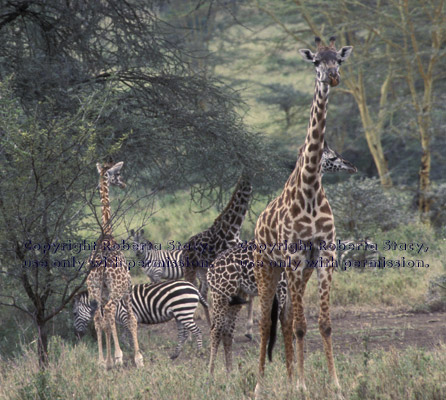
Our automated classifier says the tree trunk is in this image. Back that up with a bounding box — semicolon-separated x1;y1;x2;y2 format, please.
37;317;49;368
351;73;393;188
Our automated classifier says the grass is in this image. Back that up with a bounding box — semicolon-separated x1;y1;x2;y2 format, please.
1;332;445;400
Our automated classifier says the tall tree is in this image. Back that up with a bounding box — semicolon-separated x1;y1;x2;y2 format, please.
0;0;285;366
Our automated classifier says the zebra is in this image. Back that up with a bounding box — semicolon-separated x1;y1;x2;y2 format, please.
73;280;208;359
130;229;184;283
336;238;382;271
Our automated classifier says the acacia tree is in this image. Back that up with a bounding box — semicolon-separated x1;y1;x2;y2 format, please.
0;0;285;366
0;82;114;366
253;0;445;220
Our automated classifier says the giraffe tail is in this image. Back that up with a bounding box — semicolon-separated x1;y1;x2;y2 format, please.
229;295;248;305
267;294;279;362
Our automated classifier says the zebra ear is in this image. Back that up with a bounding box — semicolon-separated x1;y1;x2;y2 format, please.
140;229;144;235
130;229;135;236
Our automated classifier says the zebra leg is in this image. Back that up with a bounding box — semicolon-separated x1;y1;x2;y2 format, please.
124;293;144;368
171;320;188;360
245;294;254;340
222;303;242;374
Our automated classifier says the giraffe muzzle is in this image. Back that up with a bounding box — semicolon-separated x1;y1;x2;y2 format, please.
328;69;340;87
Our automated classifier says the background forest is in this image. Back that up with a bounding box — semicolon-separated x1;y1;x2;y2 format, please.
0;1;445;399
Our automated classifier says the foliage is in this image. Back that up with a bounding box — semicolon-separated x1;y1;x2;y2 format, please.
426;275;446;312
0;336;445;400
325;177;413;238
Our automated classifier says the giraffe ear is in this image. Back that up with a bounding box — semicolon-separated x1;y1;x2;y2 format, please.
337;46;353;62
108;161;124;174
96;163;102;174
299;49;315;62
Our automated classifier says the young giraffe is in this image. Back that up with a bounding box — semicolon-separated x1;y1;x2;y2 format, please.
182;174;252;324
207;141;357;374
87;162;143;369
253;37;353;397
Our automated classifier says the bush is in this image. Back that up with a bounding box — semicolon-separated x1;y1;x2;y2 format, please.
426;274;446;312
325;177;413;238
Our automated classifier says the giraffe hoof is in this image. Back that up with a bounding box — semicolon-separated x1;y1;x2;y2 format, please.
115;356;123;366
135;354;144;368
170;353;179;360
98;360;107;369
245;333;253;341
254;383;264;400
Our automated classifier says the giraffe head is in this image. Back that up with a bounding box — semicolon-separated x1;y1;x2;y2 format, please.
297;140;357;175
96;161;126;189
321;141;357;174
299;37;353;87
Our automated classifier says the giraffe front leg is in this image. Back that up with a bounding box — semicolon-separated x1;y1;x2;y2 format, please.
286;259;311;392
93;309;106;368
254;258;282;400
278;289;294;384
245;295;254;340
125;294;144;368
318;249;341;390
104;300;122;368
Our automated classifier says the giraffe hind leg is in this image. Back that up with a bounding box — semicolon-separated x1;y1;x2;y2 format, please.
245;295;254;340
209;296;228;374
223;303;242;374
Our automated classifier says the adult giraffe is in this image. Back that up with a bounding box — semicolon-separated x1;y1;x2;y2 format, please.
253;37;353;397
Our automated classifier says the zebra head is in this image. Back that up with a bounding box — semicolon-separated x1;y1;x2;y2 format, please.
130;228;151;258
72;291;96;339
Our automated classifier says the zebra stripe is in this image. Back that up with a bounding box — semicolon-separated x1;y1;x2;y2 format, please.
131;230;184;282
73;281;208;359
336;239;382;270
141;248;185;282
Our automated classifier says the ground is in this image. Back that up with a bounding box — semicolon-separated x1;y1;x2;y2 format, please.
139;304;446;361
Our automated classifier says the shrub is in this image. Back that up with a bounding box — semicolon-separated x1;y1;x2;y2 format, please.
325;177;413;238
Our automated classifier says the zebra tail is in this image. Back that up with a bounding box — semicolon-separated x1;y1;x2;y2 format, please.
267;294;279;362
229;295;248;305
89;300;99;317
198;292;209;309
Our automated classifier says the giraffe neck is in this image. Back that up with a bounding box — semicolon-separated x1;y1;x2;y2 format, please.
295;79;330;193
211;178;252;241
99;175;113;237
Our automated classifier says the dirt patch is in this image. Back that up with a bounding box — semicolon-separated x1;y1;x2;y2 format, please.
142;307;446;358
